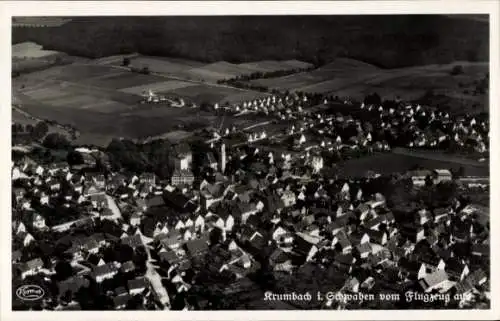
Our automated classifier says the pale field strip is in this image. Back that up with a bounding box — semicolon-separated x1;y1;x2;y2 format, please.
281;59;315;69
196;61;256;76
239;60;311;72
12;49;59;59
53;64;122;81
131;57;194;74
12;42;60;59
83;101;131;113
119;80;196;95
14;78;60;92
23;87;69;100
233;63;268;73
183;61;275;81
148;130;194;143
47;94;103;108
96;73;167;89
19;65;68;79
185;67;235;82
77;71;132;87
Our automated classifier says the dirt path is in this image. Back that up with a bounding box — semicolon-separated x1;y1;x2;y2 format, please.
104;195;123;221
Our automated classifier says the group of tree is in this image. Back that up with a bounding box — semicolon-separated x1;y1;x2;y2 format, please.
42;132;71;150
363;92;382;106
417;180;460;208
217;66;315;85
105;138;173;179
450;64;465;76
220;79;270;93
12;121;50;144
122;57;131;66
474;72;489;95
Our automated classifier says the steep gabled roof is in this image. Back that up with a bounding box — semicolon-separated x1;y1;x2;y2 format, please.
93;262;117;277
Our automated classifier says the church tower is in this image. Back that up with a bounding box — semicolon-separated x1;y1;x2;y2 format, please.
220;143;226;173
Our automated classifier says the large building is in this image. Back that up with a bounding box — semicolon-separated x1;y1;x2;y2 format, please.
173;144;192;171
171;169;194;186
171;144;194;186
220;143;226;173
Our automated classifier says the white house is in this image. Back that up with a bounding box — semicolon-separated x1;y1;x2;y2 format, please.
32;213;46;230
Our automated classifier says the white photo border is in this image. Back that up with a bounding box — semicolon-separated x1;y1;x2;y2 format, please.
1;1;498;320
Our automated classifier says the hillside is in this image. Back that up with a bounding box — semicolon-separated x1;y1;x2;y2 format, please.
12;15;489;69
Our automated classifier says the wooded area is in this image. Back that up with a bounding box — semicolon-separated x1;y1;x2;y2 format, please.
13;15;489;69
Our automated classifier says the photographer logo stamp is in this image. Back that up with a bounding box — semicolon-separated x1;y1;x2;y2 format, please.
15;285;45;301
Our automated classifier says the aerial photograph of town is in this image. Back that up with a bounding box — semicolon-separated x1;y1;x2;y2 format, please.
11;14;490;311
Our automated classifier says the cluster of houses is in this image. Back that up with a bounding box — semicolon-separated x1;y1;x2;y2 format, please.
215;93;310;119
357;102;488;153
10;88;490;310
11;129;490;309
209;91;488;169
278;99;488;160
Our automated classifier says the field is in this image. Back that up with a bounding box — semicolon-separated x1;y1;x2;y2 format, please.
184;60;315;82
79;72;167;89
12;45;488;147
250;58;381;90
156;84;267;105
239;60;314;73
118;55;314;83
13;42;61;59
336;151;489;179
12;59;274;146
186;62;245;82
251;59;489;114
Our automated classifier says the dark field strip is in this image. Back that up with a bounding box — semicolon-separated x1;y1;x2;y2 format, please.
336;151;489;178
